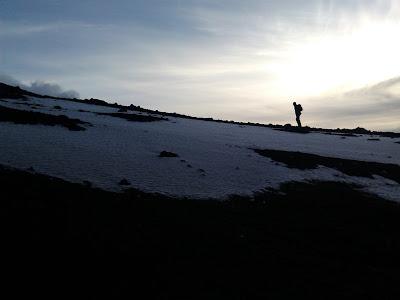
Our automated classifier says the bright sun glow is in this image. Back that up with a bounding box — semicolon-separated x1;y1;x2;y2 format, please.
274;18;400;97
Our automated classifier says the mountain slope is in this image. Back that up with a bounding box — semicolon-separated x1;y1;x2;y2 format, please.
0;82;399;201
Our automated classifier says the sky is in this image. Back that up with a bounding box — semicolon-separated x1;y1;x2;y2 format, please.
1;0;400;131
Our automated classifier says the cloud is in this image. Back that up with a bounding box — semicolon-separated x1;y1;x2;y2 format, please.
299;76;400;131
335;76;400;115
28;80;80;98
0;74;20;86
349;76;400;97
0;21;100;37
0;74;79;98
0;23;58;37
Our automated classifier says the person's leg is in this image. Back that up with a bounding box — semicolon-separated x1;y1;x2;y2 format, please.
296;116;302;127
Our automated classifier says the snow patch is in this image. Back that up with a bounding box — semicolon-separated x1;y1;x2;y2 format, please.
0;96;399;201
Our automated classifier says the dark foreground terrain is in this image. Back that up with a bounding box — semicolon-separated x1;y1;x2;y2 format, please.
1;165;400;299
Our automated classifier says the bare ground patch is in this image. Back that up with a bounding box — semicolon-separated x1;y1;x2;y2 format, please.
253;148;400;183
0;105;90;131
97;112;168;122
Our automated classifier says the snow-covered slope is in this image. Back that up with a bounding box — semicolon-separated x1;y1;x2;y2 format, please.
0;96;399;201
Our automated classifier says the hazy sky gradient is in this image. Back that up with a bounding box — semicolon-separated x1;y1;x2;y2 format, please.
1;0;399;130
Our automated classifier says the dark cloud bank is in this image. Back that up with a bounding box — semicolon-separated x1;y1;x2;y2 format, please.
0;74;79;99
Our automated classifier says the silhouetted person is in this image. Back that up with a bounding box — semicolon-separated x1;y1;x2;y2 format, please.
293;102;303;127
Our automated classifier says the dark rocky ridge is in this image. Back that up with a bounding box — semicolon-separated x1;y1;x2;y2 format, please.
0;82;40;99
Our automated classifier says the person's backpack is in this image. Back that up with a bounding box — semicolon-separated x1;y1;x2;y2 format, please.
298;104;303;112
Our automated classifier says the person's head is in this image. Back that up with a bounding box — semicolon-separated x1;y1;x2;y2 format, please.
293;101;296;105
